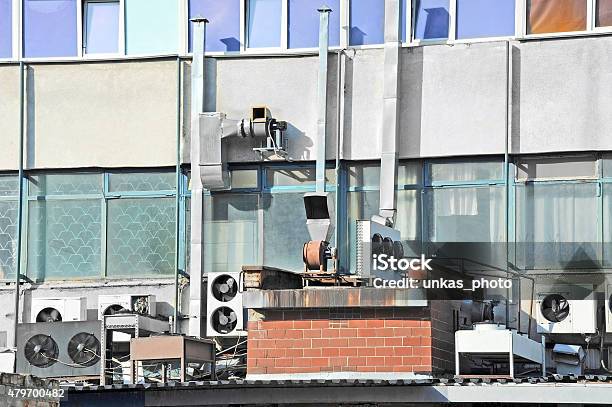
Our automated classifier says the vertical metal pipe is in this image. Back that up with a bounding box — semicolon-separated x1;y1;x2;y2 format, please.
505;41;511;330
173;56;182;334
378;0;401;225
316;6;331;194
12;61;25;361
334;49;344;272
189;18;208;338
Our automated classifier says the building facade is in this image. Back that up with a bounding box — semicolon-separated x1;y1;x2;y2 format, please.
0;0;611;364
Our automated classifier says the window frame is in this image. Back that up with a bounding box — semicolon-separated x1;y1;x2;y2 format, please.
81;0;124;58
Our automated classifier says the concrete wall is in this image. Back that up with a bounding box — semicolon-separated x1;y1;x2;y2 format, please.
24;59;179;169
1;36;612;170
513;36;612;154
0;65;20;171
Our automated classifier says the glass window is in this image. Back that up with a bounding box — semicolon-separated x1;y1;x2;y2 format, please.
84;1;120;54
0;0;11;58
189;0;240;52
125;0;178;55
456;0;515;39
516;183;599;270
264;192;335;271
27;199;102;280
23;0;78;58
429;161;503;184
603;156;612;178
602;184;612;267
288;0;340;48
247;0;282;48
350;0;384;45
106;198;176;277
424;186;505;271
597;0;612;26
0;175;19;280
230;169;259;189
413;0;450;40
348;164;379;188
266;168;336;187
516;156;597;181
527;0;587;34
108;171;175;192
28;173;102;196
204;194;259;273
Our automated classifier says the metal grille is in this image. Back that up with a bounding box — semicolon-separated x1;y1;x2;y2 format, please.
0;200;18;279
108;172;175;192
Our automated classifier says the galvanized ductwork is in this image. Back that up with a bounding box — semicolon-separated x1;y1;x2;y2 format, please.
376;0;402;227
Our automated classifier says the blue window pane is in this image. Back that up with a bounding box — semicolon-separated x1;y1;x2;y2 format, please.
85;1;120;54
0;0;11;58
456;0;515;39
248;0;281;48
350;0;384;45
288;0;340;48
125;0;178;55
401;0;408;42
23;0;78;57
414;0;449;40
189;0;240;52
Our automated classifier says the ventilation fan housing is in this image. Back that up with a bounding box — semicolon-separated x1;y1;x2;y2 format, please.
206;272;245;337
30;297;86;323
97;294;156;320
536;284;595;334
16;321;102;377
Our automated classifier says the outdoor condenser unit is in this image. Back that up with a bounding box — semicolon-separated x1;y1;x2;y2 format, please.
30;297;87;323
16;321;102;378
98;294;157;320
206;272;245;337
355;220;404;280
535;284;596;334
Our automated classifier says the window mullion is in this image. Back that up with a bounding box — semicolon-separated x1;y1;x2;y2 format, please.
340;0;349;48
240;0;247;50
281;0;288;49
77;0;84;57
588;0;596;30
448;0;457;41
119;0;126;55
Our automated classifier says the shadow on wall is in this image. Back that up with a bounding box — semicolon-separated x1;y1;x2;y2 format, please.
285;122;313;161
511;45;521;153
26;66;35;168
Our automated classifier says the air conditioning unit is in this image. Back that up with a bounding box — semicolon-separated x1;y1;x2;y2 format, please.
30;297;87;323
206;272;245;337
355;219;403;279
605;284;612;333
536;284;596;334
98;294;156;320
16;321;102;378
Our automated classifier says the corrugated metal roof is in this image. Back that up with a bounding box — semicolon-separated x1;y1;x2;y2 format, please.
64;374;612;391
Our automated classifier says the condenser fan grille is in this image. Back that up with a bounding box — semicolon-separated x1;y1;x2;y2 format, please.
36;307;62;323
212;275;238;302
24;334;58;368
541;294;570;323
67;333;100;367
211;306;238;334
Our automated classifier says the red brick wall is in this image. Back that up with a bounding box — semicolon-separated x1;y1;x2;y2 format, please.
247;306;455;376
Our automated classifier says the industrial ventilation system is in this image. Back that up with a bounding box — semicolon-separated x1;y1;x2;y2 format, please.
16;321;102;377
30;297;87;323
535;284;596;334
97;294;157;320
206;272;245;337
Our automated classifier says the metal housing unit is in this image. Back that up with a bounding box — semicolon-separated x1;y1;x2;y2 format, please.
16;321;101;378
30;297;87;323
97;294;157;320
206;272;245;337
535;284;596;334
